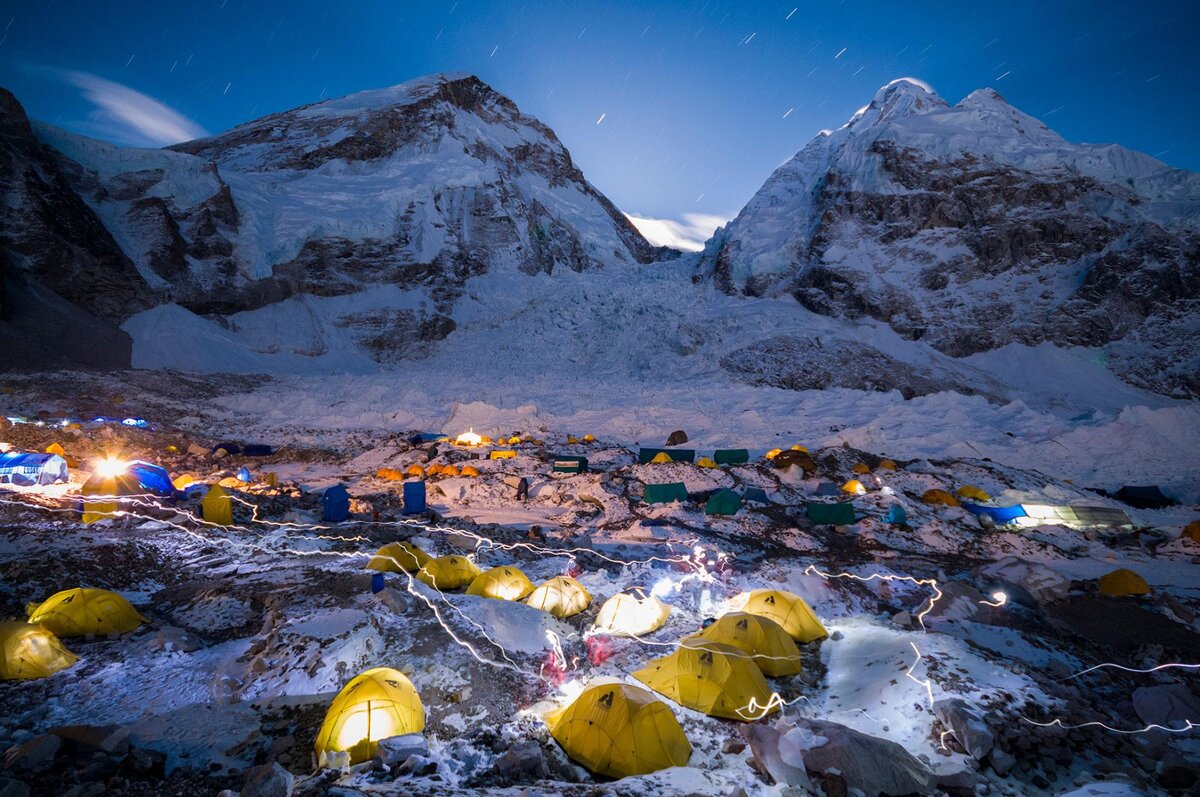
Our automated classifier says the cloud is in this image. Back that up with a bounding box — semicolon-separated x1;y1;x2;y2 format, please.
60;71;208;146
625;212;730;252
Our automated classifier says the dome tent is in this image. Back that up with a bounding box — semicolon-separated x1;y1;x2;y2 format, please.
27;588;148;637
740;589;827;643
526;576;592;618
1098;568;1151;597
694;612;802;677
0;621;77;680
466;566;536;601
365;541;431;574
546;681;691;778
922;489;960;507
633;639;777;721
314;667;425;766
593;588;671;637
416;556;482;591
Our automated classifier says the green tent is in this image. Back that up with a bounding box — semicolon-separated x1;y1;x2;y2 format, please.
638;448;696;464
806;501;855;525
553;456;588;473
713;449;749;466
705;488;742;516
644;482;689;504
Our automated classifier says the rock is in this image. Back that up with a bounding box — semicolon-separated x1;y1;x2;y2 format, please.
3;734;61;774
666;430;688;446
933;699;994;760
492;741;550;781
739;722;813;789
187;443;208;457
722;738;746;754
0;777;29;797
149;625;203;653
1131;683;1200;729
242;762;294;797
978;556;1070;606
50;724;131;756
891;611;914;629
790;718;936;797
1158;758;1200;790
59;784;104;797
377;734;428;767
988;748;1016;777
926;581;986;621
935;764;979;796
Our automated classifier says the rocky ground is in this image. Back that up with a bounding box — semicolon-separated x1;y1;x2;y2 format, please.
0;374;1198;797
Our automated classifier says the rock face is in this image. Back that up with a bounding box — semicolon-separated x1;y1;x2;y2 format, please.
786;717;937;796
698;78;1200;397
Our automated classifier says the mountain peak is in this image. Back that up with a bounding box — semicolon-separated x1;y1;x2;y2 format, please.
843;77;946;129
872;77;940;104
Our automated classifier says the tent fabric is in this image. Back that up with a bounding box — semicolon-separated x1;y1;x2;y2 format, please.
27;588;147;637
526;576;592;618
546;682;691;778
45;443;67;456
322;484;351;522
376;467;404;481
402;481;427;514
696;457;718;469
713;449;749;466
694;612;802;677
314;667;425;766
806;502;855;526
1098;568;1151;597
416;556;482;591
125;462;175;495
593;589;671;637
466;566;536;601
633;639;777;721
490;450;517;460
885;505;908;525
644;482;689;505
815;483;841;497
553;456;588;473
366;542;431;573
0;621;77;680
922;489;961;507
1114;485;1176;509
841;480;866;495
740;589;827;643
1184;520;1200;544
649;452;673;464
0;452;68;486
878;459;898;470
201;484;234;526
705;488;742;516
80;461;175;524
742;488;770;505
851;463;870;474
638;448;695;464
1068;506;1133;528
962;503;1027;524
957;485;991;502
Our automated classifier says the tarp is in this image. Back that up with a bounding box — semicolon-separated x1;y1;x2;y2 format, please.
1069;505;1133;528
713;449;749;466
638;448;695;464
806;502;855;525
644;482;689;504
962;503;1028;524
0;452;68;486
552;455;588;473
705;488;742;516
1114;485;1176;509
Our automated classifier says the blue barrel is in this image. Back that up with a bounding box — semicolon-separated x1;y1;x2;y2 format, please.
371;573;386;594
403;481;427;515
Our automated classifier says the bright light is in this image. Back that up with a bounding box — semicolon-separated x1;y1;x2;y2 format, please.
455;429;483;446
333;706;396;753
93;457;129;479
979;591;1008;607
559;678;585;703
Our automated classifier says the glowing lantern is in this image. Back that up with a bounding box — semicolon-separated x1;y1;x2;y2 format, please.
314;668;425;767
455;430;483;446
93;457;128;480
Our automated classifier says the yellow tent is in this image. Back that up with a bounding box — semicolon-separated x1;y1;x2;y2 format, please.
526;576;592;618
841;479;866;495
1184;520;1200;544
490;450;517;460
696;457;718;469
1098;568;1151;597
27;588;148;637
764;448;782;460
510;436;524;445
740;589;827;643
405;464;425;478
425;463;443;476
81;475;122;524
466;566;535;601
567;436;580;444
416;556;482;590
172;474;196;490
850;463;870;474
633;639;777;721
593;589;671;637
314;667;425;766
649;452;672;464
201;484;233;525
921;489;960;507
791;445;809;453
440;464;461;477
957;485;990;502
46;442;66;456
376;467;405;481
583;434;596;443
365;542;431;573
0;621;77;680
878;459;898;470
546;682;691;778
694;612;801;677
460;464;480;478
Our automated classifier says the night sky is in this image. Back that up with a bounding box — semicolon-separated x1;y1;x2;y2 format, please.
3;0;1197;245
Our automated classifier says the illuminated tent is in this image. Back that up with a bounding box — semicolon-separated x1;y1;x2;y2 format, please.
460;464;480;478
526;576;592;618
416;556;482;591
466;566;536;601
0;621;77;680
704;489;742;516
740;589;827;643
921;489;960;507
841;479;866;495
644;482;688;505
1098;568;1151;597
885;505;908;525
638;448;695;464
649;452;672;464
713;449;749;466
490;450;517;460
878;459;898;470
201;484;233;526
314;667;425;766
81;460;174;524
375;467;405;481
0;452;68;486
696;457;718;469
593;588;671;637
633;639;777;721
27;588;148;637
693;612;802;677
546;682;691;778
404;465;425;478
45;442;67;456
365;541;431;573
957;485;991;502
961;503;1026;524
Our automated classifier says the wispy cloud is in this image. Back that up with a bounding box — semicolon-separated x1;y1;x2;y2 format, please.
59;70;208;146
625;212;729;252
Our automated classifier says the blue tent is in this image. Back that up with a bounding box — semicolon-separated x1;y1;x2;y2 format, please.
0;452;68;486
236;466;252;482
885;505;908;525
322;484;351;522
961;503;1027;524
403;481;427;515
126;461;176;495
742;487;771;505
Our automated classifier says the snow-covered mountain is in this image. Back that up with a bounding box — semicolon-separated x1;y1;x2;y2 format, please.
698;78;1200;398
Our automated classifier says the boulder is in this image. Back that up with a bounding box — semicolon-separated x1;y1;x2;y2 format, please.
49;724;130;757
377;734;428;767
242;762;294;797
666;430;688;446
0;777;29;797
492;741;550;780
932;699;994;760
789;718;936;797
739;722;813;790
978;556;1069;606
1131;683;1200;729
3;734;61;774
926;581;986;621
988;748;1016;777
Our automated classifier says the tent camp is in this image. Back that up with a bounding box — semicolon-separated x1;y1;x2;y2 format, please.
466;566;536;601
81;461;175;524
593;588;671;637
644;482;688;505
638;448;695;464
694;612;802;677
365;541;430;573
806;502;855;526
1009;504;1134;530
1114;486;1176;509
0;452;68;486
1098;568;1150;597
705;489;742;516
633;639;776;721
526;576;591;618
0;621;77;680
546;682;691;778
322;484;351;522
314;667;425;766
961;503;1027;525
416;556;482;591
403;481;427;514
713;449;749;466
740;589;827;643
27;588;147;637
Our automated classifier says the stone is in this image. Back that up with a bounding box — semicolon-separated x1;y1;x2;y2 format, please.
988;748;1016;777
377;734;428;767
739;722;813;789
3;734;61;774
59;784;104;797
722;738;746;754
493;741;550;780
891;611;914;629
933;699;995;760
187;443;209;457
1131;683;1200;729
242;762;294;797
0;777;29;797
926;581;986;621
150;626;203;653
50;724;131;757
666;430;688;446
788;718;937;797
935;764;979;796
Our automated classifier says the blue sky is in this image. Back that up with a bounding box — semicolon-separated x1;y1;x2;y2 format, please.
2;0;1197;247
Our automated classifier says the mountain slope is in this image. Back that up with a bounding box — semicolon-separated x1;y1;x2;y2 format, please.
697;79;1200;397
